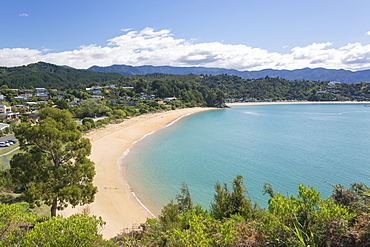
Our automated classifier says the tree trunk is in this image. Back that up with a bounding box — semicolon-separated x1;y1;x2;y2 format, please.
51;198;58;217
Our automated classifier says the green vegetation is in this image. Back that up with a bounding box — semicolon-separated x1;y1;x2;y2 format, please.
0;203;113;246
112;176;370;246
0;62;121;88
0;172;369;246
10;108;97;217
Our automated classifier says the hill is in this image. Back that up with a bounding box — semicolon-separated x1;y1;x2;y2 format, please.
0;62;122;88
88;65;370;84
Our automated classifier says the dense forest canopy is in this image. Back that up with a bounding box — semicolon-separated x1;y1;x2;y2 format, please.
0;62;122;88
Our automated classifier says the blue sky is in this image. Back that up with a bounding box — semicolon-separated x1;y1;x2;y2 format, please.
2;0;370;71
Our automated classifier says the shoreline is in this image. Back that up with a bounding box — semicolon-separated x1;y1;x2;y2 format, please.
116;112;199;218
59;107;216;239
226;101;370;106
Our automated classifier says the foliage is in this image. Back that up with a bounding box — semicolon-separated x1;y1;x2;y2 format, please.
10;107;97;217
82;117;96;130
211;175;259;220
76;99;110;118
263;184;355;246
0;62;121;88
113;177;370;246
170;207;237;247
331;182;370;214
21;214;113;247
0;203;35;247
158;183;193;232
0;203;112;246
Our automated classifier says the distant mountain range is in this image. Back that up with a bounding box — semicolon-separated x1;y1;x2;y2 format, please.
87;65;370;84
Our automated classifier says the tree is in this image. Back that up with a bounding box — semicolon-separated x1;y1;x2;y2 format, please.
210;175;256;220
76;99;109;118
10;107;97;217
158;183;193;231
55;99;69;109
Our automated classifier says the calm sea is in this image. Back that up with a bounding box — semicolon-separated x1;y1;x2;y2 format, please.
122;104;370;215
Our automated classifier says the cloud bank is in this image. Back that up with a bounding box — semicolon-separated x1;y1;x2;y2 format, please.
1;27;370;71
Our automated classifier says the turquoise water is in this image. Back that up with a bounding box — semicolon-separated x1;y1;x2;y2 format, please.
122;104;370;215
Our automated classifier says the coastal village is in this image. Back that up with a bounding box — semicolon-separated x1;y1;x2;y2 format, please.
0;79;367;124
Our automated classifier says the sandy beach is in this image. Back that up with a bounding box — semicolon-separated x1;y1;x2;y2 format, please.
59;107;215;239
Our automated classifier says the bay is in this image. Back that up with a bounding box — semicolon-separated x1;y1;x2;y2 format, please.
122;104;370;215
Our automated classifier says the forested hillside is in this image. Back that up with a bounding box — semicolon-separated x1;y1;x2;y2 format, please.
119;73;370;102
1;63;370;105
0;62;122;88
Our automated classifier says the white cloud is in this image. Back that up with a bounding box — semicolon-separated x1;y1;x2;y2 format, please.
1;27;370;71
120;28;132;32
366;31;370;36
19;13;28;17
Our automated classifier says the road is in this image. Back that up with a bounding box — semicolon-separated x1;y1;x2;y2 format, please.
0;134;15;142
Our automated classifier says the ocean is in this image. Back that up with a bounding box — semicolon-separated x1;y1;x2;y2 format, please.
122;104;370;215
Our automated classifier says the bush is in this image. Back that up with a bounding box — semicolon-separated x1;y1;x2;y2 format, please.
22;214;113;247
82;118;96;128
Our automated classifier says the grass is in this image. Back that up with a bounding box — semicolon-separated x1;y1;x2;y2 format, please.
0;143;19;156
0;143;20;167
5;148;21;160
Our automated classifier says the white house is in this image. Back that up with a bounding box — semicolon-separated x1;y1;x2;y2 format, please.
0;105;12;114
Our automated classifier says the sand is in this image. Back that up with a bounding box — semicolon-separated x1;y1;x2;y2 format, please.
59;107;215;239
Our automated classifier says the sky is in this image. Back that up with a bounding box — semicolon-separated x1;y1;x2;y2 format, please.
2;0;370;71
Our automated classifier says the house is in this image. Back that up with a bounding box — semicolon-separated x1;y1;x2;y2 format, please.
0;112;19;120
0;123;9;131
28;115;39;121
14;94;33;100
92;90;102;94
35;88;46;93
118;96;131;101
0;105;12;114
91;95;104;100
106;99;117;103
35;92;49;99
53;96;64;101
164;97;177;102
67;101;79;107
24;102;38;106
